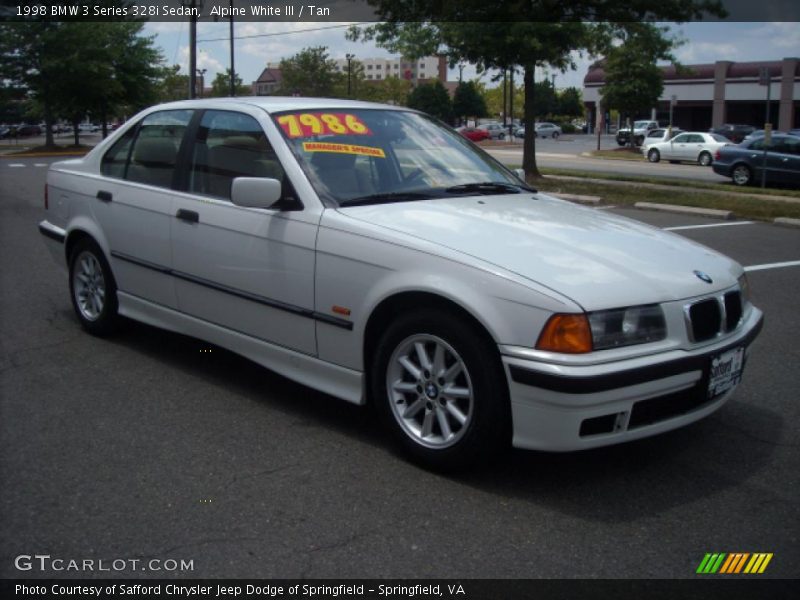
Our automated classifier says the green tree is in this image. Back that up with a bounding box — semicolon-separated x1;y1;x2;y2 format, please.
0;16;163;145
349;1;725;180
453;81;487;124
209;69;251;97
556;87;584;119
370;75;413;106
407;81;454;123
279;46;343;97
157;65;190;103
599;23;681;146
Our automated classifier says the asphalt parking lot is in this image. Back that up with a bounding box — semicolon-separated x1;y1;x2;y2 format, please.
1;157;798;580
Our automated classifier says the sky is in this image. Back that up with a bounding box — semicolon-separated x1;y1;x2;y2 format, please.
142;21;800;91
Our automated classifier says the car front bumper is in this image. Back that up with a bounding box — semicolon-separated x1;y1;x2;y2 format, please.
501;307;763;451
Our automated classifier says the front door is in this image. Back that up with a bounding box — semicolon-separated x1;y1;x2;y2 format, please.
170;109;319;355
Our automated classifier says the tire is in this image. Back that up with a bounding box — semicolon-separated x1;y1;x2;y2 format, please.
552;131;559;139
371;309;510;471
647;149;660;163
68;238;120;336
498;133;505;140
698;151;712;167
617;140;626;146
732;164;752;186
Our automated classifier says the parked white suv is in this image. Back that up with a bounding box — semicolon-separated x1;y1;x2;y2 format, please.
38;98;762;469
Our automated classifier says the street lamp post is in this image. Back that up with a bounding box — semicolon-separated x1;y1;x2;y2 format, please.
346;53;354;97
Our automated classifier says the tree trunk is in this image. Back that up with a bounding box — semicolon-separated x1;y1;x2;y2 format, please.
522;64;540;180
72;118;80;147
101;106;108;139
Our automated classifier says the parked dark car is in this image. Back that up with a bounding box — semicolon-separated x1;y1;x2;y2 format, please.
712;134;800;186
15;124;43;137
709;124;756;144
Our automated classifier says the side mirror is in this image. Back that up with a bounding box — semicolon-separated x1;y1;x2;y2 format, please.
230;177;282;209
514;168;526;181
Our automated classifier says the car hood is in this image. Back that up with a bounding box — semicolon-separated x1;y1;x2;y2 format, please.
338;193;741;311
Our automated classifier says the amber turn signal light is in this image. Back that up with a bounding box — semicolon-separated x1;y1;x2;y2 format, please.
536;314;593;353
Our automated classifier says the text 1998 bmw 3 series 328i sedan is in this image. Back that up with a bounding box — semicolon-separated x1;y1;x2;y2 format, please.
39;98;763;469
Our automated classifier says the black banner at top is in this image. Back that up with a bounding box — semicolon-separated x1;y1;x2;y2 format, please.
1;0;800;22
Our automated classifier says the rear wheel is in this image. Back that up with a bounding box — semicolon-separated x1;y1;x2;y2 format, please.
68;239;119;336
552;131;560;139
647;149;660;163
371;309;509;470
698;151;712;167
732;164;752;186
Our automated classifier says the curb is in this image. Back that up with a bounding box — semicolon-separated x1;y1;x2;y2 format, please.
773;217;800;229
634;202;734;220
552;193;602;205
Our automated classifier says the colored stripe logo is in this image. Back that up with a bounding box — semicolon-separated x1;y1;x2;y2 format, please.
696;553;773;574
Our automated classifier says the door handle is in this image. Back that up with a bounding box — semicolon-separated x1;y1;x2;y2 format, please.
96;190;112;203
176;209;199;223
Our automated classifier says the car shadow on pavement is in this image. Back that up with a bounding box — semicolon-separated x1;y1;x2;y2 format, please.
105;317;784;524
454;396;785;523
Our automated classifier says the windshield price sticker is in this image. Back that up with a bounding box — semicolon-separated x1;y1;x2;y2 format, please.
302;142;385;158
277;113;371;139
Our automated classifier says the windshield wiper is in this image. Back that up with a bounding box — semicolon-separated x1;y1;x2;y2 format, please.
338;191;438;207
444;181;537;195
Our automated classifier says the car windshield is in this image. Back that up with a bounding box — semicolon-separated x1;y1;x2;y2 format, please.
634;121;650;128
272;108;528;206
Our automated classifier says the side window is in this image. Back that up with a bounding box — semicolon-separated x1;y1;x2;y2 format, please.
101;126;137;178
687;134;704;143
126;110;193;189
189;110;287;201
750;139;767;151
774;138;800;155
672;134;689;143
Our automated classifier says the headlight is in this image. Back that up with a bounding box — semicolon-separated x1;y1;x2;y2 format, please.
587;305;666;350
738;273;750;304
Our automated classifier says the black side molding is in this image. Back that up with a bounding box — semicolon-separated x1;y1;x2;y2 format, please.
96;190;112;203
38;223;65;244
109;250;353;331
509;315;763;395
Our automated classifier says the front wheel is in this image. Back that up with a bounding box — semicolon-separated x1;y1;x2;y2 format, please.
552;131;560;139
69;239;120;336
698;151;712;167
371;310;510;470
647;149;660;163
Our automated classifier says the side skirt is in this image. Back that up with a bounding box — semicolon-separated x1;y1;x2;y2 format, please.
117;291;365;405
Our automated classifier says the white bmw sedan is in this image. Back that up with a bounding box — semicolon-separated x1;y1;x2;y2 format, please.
644;132;732;166
39;98;762;469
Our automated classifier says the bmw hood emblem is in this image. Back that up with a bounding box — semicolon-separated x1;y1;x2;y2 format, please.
693;270;713;284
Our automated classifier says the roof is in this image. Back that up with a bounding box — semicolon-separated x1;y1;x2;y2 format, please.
584;59;797;85
254;67;283;84
151;96;410;114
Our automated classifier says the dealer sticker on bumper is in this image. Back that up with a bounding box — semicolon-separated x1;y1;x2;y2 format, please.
708;347;745;398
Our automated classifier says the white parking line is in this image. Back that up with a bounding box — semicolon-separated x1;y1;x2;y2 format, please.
7;163;25;168
594;205;617;210
34;163;48;167
744;260;800;273
664;221;755;231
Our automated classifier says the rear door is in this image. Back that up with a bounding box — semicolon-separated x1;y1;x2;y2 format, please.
94;109;194;308
767;136;800;184
169;108;319;355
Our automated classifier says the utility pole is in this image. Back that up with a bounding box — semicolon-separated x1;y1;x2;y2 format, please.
502;70;507;128
229;0;235;96
759;66;772;189
509;68;515;141
196;69;207;97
